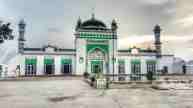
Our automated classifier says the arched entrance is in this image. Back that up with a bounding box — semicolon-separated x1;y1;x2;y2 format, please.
87;48;108;74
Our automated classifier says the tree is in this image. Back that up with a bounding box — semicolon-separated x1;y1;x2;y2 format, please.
0;21;14;43
146;71;156;83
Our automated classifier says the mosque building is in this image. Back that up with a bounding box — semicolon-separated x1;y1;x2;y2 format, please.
17;14;174;80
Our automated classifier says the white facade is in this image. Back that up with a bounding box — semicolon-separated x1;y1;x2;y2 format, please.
173;57;185;74
16;16;175;81
0;64;8;78
185;61;193;74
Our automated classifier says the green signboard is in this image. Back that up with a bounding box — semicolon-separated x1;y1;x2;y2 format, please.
80;33;113;39
91;60;103;65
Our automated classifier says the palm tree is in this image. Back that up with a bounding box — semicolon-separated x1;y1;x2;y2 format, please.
0;21;14;43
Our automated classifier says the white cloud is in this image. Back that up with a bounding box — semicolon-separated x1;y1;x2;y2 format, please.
118;35;193;61
139;0;176;5
175;15;193;28
119;35;193;47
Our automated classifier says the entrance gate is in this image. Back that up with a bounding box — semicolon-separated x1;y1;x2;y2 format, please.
87;44;108;74
91;60;103;74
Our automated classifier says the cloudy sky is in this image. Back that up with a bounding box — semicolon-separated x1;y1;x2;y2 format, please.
0;0;193;62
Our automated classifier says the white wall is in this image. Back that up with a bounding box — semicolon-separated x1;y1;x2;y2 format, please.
55;56;61;75
20;54;76;76
76;38;87;75
186;65;193;74
108;39;118;75
117;55;156;74
37;55;44;75
157;56;174;74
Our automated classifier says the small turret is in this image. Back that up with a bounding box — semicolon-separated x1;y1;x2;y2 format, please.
111;19;118;32
75;17;82;31
153;24;162;58
111;19;118;39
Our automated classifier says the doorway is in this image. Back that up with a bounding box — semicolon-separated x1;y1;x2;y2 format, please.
44;58;54;75
45;64;54;75
91;61;103;74
62;64;72;74
130;60;141;81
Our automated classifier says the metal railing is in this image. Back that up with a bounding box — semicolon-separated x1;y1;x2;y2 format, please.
104;74;159;82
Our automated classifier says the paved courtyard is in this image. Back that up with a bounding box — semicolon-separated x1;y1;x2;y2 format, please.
0;78;193;108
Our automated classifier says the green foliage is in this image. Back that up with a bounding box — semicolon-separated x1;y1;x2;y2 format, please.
0;21;14;43
83;72;89;78
146;71;156;81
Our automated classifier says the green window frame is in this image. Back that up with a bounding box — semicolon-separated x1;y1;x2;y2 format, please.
131;59;141;80
118;59;125;81
61;59;72;65
146;60;157;79
44;58;54;65
25;58;37;65
25;58;37;76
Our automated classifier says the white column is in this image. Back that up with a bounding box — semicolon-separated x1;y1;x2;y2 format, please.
103;61;105;74
71;56;76;75
76;39;86;75
141;59;147;74
19;55;25;76
126;58;131;80
55;56;61;75
37;56;44;75
141;59;147;80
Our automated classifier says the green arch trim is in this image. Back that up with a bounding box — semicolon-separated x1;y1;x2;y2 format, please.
131;59;141;64
44;58;54;65
118;59;125;64
25;58;37;65
146;60;157;64
61;59;72;64
87;44;109;54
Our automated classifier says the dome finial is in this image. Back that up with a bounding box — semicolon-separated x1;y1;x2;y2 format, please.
91;7;95;20
91;13;95;20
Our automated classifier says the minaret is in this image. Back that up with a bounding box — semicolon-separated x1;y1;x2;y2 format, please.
111;19;118;80
18;19;26;54
111;19;118;38
153;24;162;58
75;17;82;31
